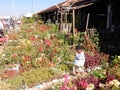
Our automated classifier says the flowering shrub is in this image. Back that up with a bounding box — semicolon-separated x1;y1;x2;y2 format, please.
50;73;120;90
0;15;117;90
0;24;69;68
84;52;109;70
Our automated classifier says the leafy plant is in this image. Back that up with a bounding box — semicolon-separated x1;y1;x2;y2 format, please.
91;70;106;80
22;67;63;87
6;76;23;90
110;55;120;67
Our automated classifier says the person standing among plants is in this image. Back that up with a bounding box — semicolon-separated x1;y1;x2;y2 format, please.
73;44;85;76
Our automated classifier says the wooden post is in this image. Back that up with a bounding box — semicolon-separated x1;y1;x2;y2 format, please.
86;13;90;36
73;9;75;36
65;13;67;23
86;13;90;30
60;13;63;31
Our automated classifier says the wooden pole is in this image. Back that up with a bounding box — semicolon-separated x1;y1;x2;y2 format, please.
73;9;75;36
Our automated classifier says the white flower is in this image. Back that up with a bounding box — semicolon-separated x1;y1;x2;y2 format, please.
28;88;33;90
35;35;39;38
40;39;43;42
109;80;114;86
41;53;45;57
59;78;64;82
49;81;53;85
52;79;59;83
86;84;94;90
36;57;42;61
118;56;120;59
8;40;13;42
112;79;120;87
46;82;51;86
47;34;51;39
2;54;5;57
42;83;46;85
99;83;105;88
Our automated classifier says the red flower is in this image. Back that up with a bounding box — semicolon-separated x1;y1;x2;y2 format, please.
23;55;31;61
27;29;32;32
11;54;18;58
38;47;43;52
44;39;51;47
29;36;38;41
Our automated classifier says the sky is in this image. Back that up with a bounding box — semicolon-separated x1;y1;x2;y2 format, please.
0;0;65;17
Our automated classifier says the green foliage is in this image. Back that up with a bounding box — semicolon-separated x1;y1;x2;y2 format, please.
6;76;23;90
22;67;62;87
5;67;63;88
109;66;120;80
111;86;120;90
50;68;64;75
56;32;65;40
0;80;12;90
63;32;85;45
89;30;99;50
91;70;106;80
22;17;34;24
110;56;120;67
78;32;85;44
22;14;43;24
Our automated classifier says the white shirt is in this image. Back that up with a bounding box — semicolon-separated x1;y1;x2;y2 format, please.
73;51;85;66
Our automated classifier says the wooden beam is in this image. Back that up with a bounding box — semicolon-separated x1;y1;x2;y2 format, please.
73;3;94;10
59;3;93;13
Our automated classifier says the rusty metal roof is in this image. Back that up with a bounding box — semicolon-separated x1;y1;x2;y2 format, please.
62;0;84;7
37;0;98;14
37;2;65;14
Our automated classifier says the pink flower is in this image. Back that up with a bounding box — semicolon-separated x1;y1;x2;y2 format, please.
60;74;69;90
79;80;88;89
73;85;77;90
